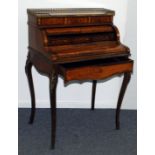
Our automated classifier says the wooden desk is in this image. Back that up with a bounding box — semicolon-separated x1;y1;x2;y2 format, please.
25;8;133;149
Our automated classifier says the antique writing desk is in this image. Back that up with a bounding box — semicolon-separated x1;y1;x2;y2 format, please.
25;8;133;149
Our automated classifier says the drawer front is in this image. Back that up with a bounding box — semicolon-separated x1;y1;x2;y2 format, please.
64;61;133;82
37;16;113;27
47;32;116;46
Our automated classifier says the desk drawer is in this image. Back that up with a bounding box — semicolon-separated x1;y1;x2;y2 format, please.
36;16;113;27
58;58;133;83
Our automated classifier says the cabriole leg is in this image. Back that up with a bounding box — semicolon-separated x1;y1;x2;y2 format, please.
49;70;58;149
91;80;97;110
25;52;36;124
116;72;131;130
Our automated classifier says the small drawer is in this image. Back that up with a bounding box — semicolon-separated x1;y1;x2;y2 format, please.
37;16;113;27
58;57;133;83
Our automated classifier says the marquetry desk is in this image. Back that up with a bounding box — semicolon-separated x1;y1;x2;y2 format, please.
25;8;133;149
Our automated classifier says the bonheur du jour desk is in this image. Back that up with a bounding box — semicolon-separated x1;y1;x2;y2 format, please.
25;8;134;149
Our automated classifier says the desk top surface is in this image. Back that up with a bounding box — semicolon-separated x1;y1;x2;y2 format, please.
27;8;115;17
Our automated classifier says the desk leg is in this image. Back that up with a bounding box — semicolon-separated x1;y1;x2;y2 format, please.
49;71;58;149
25;52;36;124
91;80;97;110
116;72;131;130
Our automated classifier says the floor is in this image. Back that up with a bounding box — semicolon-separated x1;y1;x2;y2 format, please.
18;108;137;155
